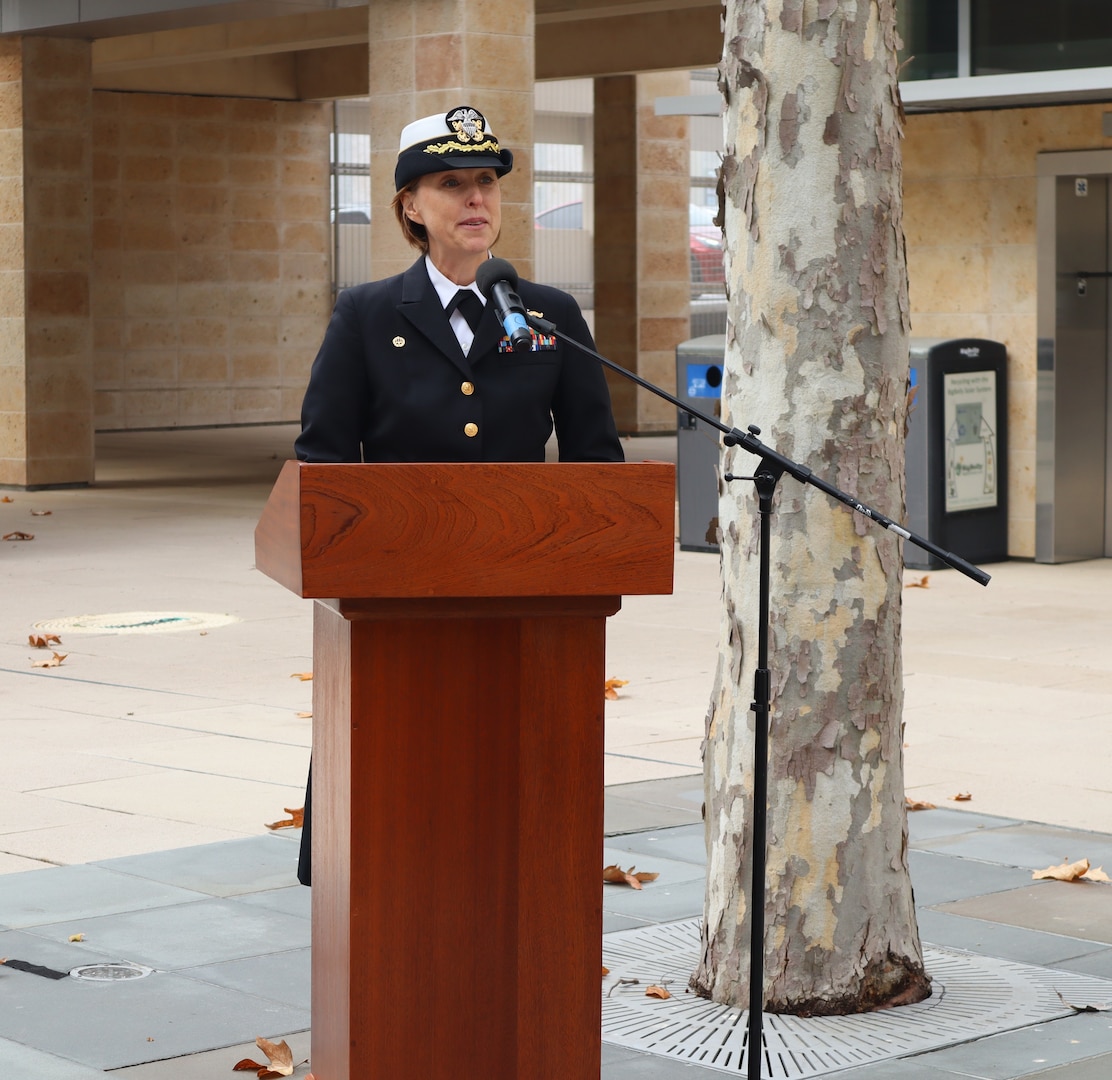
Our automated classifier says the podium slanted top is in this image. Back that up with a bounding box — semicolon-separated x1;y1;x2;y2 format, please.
255;460;676;600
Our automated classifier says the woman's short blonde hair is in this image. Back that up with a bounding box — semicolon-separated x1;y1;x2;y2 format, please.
392;185;429;253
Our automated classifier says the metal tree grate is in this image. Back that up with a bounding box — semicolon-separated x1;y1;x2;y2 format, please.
602;919;1112;1077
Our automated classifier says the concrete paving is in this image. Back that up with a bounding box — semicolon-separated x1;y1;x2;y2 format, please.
2;425;1112;1077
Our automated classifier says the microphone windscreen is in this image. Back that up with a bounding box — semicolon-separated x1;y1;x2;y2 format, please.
475;257;519;298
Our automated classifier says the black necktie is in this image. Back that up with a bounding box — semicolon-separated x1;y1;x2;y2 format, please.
447;289;484;333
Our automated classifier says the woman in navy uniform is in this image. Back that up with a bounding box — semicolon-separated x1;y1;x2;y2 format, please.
294;105;624;884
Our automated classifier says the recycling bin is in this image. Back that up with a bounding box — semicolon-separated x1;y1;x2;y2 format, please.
675;335;726;552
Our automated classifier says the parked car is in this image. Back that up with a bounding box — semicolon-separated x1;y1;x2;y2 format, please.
688;203;725;288
534;201;724;293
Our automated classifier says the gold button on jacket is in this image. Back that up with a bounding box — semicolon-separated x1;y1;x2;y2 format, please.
461;381;475;396
464;422;479;437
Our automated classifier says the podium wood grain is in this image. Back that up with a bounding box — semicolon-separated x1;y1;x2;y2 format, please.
255;462;675;1079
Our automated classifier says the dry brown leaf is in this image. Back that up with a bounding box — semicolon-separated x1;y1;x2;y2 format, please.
602;965;609;977
951;792;972;802
905;797;936;811
31;651;67;669
645;985;672;999
0;495;12;502
1034;858;1090;882
232;1060;265;1073
28;633;61;648
603;864;659;890
290;672;313;682
604;677;628;701
255;1036;298;1078
1084;866;1111;883
296;711;312;719
265;807;305;831
30;509;51;516
905;575;930;589
3;531;33;541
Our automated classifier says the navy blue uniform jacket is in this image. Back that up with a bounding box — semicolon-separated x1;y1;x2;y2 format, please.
293;257;623;885
295;256;623;465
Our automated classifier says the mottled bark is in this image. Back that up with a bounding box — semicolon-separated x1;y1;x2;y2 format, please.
690;0;929;1015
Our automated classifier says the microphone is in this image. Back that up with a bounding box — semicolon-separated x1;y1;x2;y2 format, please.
475;258;533;352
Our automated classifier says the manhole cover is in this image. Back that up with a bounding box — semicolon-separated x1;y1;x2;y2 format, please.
70;962;154;982
602;918;1112;1077
34;611;239;635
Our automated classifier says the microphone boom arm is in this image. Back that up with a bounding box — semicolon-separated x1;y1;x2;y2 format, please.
526;312;990;587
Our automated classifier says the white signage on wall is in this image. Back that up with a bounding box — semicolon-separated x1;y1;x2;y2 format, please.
943;370;998;513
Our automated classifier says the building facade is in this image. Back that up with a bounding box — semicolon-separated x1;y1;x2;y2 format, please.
1;0;1110;564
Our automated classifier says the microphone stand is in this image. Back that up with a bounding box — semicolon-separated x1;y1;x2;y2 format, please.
527;312;989;1080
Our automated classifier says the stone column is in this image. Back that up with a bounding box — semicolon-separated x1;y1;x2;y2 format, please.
0;37;93;488
594;71;691;433
367;0;534;280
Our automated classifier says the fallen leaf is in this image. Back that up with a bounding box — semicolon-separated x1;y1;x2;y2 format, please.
296;711;312;719
905;575;930;589
265;807;304;831
1034;858;1090;882
604;677;629;700
68;933;84;942
645;985;672;999
951;792;972;802
905;797;936;811
234;1037;302;1078
602;965;609;977
255;1036;298;1078
1084;866;1111;883
290;672;313;681
3;531;33;541
0;495;12;502
30;509;51;516
1057;990;1112;1012
31;651;67;668
603;864;659;890
28;634;61;648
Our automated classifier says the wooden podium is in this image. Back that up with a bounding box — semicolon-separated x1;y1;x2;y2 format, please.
255;461;675;1080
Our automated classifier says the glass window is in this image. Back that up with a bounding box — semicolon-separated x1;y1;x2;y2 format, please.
896;0;959;81
973;0;1112;75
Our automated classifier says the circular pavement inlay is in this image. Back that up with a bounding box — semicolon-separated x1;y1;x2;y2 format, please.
70;961;154;982
34;611;240;635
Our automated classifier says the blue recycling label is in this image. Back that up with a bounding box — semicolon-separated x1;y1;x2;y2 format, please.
686;363;723;399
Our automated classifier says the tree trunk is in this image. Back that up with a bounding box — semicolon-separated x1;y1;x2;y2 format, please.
690;0;931;1016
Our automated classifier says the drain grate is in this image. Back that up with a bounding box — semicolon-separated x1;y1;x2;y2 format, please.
602;919;1112;1077
70;962;154;982
34;611;239;635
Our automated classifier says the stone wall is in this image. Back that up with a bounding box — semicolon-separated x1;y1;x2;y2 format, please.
90;91;332;430
0;37;94;487
903;102;1112;558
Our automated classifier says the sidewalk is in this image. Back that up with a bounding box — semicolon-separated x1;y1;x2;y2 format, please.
3;425;1112;1078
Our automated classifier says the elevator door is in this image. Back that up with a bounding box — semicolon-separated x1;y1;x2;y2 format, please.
1050;174;1110;559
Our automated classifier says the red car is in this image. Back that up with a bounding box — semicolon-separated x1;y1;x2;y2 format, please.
688;203;725;287
535;201;725;288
